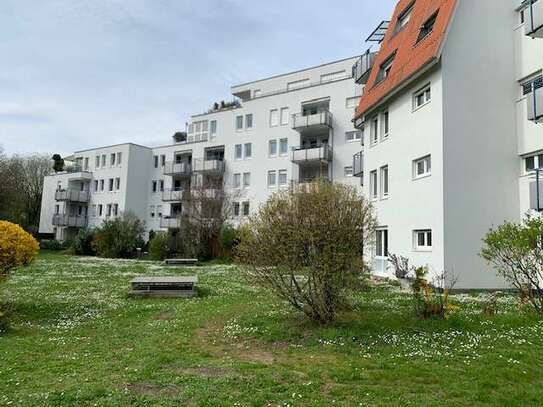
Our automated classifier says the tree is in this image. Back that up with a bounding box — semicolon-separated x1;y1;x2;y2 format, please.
481;214;543;315
52;154;64;172
235;180;378;324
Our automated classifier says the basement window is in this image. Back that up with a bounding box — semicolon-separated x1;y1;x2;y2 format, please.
416;11;439;44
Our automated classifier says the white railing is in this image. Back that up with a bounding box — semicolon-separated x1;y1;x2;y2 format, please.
55;189;90;203
291;145;333;163
525;0;543;38
291;110;333;130
192;159;225;174
163;162;192;176
162;189;185;202
160;216;182;229
52;214;88;228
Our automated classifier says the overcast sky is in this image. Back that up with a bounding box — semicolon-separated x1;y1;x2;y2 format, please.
0;0;396;156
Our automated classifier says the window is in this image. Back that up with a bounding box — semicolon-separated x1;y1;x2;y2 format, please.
253;89;261;98
243;172;251;188
154;155;159;168
370;117;379;145
210;120;217;137
414;155;432;178
414;230;432;251
106;204;112;217
245;114;253;129
235;115;243;130
344;166;353;177
117;152;122;165
108;178;114;192
242;201;250;216
91;205;97;217
413;84;431;109
269;109;279;127
346;96;361;109
370;170;378;199
376;229;389;258
394;2;414;34
376;52;396;83
233;173;241;188
244;143;252;159
417;11;438;43
278;169;288;186
101;155;106;167
380;166;389;198
98;204;103;217
160;155;166;167
381;111;389;140
522;75;543;96
100;179;105;191
525;154;543;172
235;144;243;160
346;131;362;143
188;120;209;141
110;153;116;166
115;177;121;190
268;170;277;187
113;204;119;217
269;140;278;157
152;180;157;193
233;202;240;217
94;180;99;192
279;138;288;156
150;206;155;218
159;180;164;192
95;155;100;168
278;107;289;125
84;157;89;170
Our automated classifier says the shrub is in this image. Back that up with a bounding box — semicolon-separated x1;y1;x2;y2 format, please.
91;212;145;258
411;267;457;319
481;214;543;315
235;180;377;324
388;254;413;280
71;228;96;256
0;221;39;276
219;224;240;255
39;239;65;251
148;232;171;261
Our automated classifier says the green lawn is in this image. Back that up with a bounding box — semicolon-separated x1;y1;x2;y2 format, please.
1;252;543;406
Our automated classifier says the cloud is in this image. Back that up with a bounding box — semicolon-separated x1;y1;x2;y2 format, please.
0;102;53;124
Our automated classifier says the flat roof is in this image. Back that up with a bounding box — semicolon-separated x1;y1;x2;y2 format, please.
73;142;151;154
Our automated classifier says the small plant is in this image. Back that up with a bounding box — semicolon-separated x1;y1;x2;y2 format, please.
388;254;414;280
411;267;457;319
148;232;172;261
0;221;39;275
71;228;96;256
91;212;145;258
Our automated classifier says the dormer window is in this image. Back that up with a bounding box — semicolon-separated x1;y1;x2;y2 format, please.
394;2;415;34
417;11;439;43
375;52;396;84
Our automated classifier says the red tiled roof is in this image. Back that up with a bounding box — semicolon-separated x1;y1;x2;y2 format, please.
355;0;457;120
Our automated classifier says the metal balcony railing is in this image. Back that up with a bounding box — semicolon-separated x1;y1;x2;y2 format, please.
291;110;333;131
162;189;186;202
352;50;376;85
52;214;88;228
163;162;192;177
528;81;543;123
353;151;364;177
192;159;225;174
525;0;543;38
291;144;333;163
55;189;90;203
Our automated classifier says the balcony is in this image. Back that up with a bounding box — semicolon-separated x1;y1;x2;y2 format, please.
291;145;333;164
55;189;90;203
525;0;543;38
291;110;333;133
192;159;225;175
353;152;364;177
162;189;186;202
164;162;192;177
528;84;543;123
52;214;87;228
352;51;375;85
160;216;182;229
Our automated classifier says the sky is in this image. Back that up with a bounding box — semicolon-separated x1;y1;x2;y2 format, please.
0;0;396;156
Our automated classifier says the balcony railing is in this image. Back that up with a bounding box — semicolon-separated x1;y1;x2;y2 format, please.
291;110;333;132
192;159;225;175
525;0;543;38
160;216;182;229
52;214;88;228
528;82;543;123
55;189;90;203
164;162;192;177
353;151;364;177
291;144;333;164
352;51;375;85
162;189;186;202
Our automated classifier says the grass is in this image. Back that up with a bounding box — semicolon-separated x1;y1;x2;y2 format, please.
1;252;543;406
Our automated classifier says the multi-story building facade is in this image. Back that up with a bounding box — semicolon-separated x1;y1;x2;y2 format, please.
39;57;364;241
352;0;543;288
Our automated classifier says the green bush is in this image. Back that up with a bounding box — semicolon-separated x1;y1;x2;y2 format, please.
219;224;240;254
39;239;65;251
148;232;171;261
71;228;96;256
91;212;145;258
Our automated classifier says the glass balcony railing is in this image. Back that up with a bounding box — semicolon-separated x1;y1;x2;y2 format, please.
291;144;333;163
352;51;375;85
291;110;333;131
55;189;90;203
353;151;364;177
192;159;225;174
52;214;88;228
163;162;192;177
525;0;543;38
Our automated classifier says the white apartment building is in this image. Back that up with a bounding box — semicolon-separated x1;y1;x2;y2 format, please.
351;0;543;288
39;57;365;242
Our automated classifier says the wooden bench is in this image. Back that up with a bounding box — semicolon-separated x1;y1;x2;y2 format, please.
164;258;199;266
128;276;198;298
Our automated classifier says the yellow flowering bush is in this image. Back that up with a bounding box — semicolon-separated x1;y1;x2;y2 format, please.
0;221;39;276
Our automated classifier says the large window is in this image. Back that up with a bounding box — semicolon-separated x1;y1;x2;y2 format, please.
280;107;289;125
414;230;432;251
278;169;288;186
346;131;362;143
243;172;251;188
413;155;432;178
188;120;209;141
233;173;241;188
235;144;243;160
376;229;389;258
245;114;253;129
380;165;389;198
279;138;288;156
267;170;277;187
210;120;217;137
244;143;252;159
235;116;243;130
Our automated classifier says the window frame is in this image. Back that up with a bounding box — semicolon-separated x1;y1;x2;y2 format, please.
245;114;253;129
413;155;432;179
376;228;389;258
416;11;439;44
279;138;289;156
413;84;432;111
345;131;362;143
269;109;279;127
381;110;390;140
414;229;433;251
234;144;243;160
375;52;396;84
267;170;277;187
380;165;389;199
244;143;252;159
235;115;244;131
268;140;278;157
370;170;378;200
